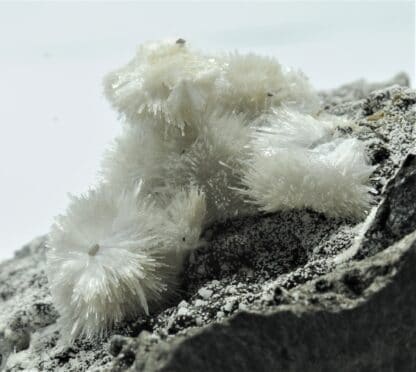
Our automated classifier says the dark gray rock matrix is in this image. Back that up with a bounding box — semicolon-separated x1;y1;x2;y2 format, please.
0;74;415;371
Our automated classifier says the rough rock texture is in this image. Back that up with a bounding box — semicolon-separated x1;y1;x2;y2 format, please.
355;153;416;259
319;72;410;106
140;232;416;372
0;75;415;371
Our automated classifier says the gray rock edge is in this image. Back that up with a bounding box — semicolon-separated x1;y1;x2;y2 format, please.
1;74;415;371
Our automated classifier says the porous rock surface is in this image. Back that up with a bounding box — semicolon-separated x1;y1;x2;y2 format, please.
0;75;415;371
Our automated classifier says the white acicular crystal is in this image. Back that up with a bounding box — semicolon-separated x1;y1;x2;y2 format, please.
47;39;374;340
47;184;205;340
104;39;320;128
239;110;374;219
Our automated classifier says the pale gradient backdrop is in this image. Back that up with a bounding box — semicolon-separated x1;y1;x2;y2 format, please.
0;1;414;260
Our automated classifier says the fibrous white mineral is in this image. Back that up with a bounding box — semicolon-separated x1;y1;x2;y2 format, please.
47;184;205;340
238;110;374;218
47;39;374;340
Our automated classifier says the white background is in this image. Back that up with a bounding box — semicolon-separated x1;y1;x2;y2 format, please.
0;1;414;260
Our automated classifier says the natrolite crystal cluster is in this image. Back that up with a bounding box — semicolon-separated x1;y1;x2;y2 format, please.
46;39;374;341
